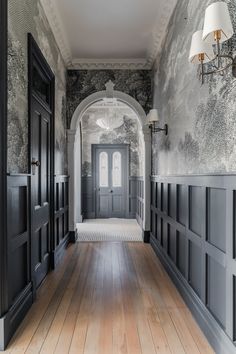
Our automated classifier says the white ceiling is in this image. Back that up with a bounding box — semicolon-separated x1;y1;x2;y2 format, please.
40;0;177;69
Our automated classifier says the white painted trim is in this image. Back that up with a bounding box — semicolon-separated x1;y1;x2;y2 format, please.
40;0;72;66
70;90;147;130
146;0;177;68
68;87;151;232
40;0;176;69
68;58;150;70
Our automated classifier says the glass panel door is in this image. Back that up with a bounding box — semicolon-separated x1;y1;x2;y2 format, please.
112;151;122;187
99;151;108;187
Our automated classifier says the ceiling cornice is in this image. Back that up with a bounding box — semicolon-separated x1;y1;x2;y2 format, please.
68;58;150;70
40;0;72;66
40;0;176;70
146;0;177;69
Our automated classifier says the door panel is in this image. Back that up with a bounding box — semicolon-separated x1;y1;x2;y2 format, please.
31;97;51;288
94;145;128;218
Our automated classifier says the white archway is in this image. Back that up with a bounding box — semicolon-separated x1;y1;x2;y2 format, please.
67;81;151;238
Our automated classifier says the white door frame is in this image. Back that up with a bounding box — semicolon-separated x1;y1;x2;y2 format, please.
67;81;151;233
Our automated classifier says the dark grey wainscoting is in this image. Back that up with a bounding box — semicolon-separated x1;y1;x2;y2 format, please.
0;174;70;349
150;174;236;354
0;175;33;350
82;176;144;221
52;175;70;268
81;176;95;219
135;177;144;227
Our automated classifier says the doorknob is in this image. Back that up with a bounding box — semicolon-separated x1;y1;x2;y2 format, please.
31;160;40;167
31;159;40;175
109;190;113;193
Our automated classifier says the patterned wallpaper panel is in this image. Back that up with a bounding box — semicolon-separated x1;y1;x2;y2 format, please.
152;0;236;175
8;0;67;174
66;69;153;127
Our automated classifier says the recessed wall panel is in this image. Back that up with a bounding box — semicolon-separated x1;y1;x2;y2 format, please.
168;225;176;262
189;186;203;237
163;183;168;213
189;241;201;297
163;221;168;251
168;183;176;219
177;231;186;277
9;186;27;238
207;188;226;252
177;184;187;226
207;255;226;329
9;243;28;305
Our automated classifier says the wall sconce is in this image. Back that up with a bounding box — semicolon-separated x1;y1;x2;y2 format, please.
147;109;168;135
189;1;236;84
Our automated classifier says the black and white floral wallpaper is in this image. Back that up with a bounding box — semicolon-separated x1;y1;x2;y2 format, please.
152;0;236;175
8;0;67;174
66;70;153;127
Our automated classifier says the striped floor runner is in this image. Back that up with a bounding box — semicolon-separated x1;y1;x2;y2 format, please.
77;218;143;242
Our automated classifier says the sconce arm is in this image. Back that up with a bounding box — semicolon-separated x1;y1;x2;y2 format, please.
201;54;236;77
149;123;168;135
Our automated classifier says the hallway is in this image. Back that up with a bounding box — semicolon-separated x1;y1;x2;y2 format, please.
5;242;213;354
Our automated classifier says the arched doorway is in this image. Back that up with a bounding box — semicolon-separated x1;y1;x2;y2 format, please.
67;81;151;240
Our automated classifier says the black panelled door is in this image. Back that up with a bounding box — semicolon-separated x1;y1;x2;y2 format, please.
29;34;54;289
31;96;51;288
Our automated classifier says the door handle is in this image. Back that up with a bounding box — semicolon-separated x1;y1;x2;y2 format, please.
109;190;113;193
31;159;40;175
31;160;40;167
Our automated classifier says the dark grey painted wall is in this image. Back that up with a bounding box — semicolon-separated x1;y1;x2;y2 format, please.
0;174;70;349
82;176;144;222
150;174;236;354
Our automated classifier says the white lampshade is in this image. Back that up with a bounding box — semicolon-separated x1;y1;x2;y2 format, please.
202;2;234;43
147;109;159;124
189;30;215;64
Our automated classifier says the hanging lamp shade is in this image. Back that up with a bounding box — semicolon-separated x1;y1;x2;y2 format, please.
147;109;160;124
189;30;215;64
202;2;234;43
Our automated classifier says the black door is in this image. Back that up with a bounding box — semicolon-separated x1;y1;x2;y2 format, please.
93;144;129;218
29;34;54;289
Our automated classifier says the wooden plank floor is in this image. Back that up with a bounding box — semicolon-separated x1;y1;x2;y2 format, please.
4;242;214;354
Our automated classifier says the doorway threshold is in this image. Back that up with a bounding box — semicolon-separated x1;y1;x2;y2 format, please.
76;218;142;242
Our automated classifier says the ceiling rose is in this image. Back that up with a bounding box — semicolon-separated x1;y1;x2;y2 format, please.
96;108;124;131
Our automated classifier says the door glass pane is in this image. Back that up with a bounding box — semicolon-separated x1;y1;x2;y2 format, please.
99;152;108;187
112;151;122;187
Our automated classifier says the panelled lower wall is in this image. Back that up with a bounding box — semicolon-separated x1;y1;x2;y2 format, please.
81;176;94;219
82;176;144;223
150;174;236;354
0;174;70;349
135;177;144;227
3;175;32;348
53;175;70;268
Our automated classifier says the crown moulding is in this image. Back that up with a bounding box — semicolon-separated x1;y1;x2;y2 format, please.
68;58;151;70
40;0;176;70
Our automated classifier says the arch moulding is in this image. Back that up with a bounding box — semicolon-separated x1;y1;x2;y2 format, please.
67;81;151;240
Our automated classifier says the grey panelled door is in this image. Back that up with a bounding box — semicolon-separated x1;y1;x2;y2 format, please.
93;145;129;218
